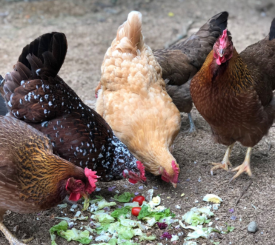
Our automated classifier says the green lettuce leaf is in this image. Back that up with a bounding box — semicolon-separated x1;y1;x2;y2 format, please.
96;223;111;234
137;204;175;221
114;192;134;203
59;229;91;244
90;195;104;204
117;226;135;240
97;199;117;209
94;213;115;223
82;197;90;211
49;221;68;245
111;206;131;219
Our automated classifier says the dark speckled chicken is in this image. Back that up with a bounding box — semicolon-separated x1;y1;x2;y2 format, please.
153;11;229;132
0;32;146;184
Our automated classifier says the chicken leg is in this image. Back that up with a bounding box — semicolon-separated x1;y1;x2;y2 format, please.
0;222;26;245
211;143;234;175
231;147;252;180
187;113;196;133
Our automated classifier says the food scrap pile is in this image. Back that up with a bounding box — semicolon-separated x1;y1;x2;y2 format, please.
50;190;234;245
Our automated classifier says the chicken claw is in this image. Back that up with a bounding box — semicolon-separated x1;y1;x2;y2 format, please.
210;143;234;175
231;147;252;181
0;222;26;245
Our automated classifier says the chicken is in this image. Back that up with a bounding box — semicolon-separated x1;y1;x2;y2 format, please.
0;116;98;245
96;11;181;187
0;77;7;116
190;19;275;180
0;32;146;184
153;11;228;133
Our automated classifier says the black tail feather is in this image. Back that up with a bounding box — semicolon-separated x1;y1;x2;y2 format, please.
269;18;275;40
18;32;67;79
209;11;229;32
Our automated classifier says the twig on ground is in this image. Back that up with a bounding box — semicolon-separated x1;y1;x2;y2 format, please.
235;180;253;206
164;20;194;48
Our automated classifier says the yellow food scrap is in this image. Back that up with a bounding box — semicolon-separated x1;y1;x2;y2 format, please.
203;194;222;204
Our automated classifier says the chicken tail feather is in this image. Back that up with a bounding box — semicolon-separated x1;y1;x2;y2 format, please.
269;18;275;40
115;11;144;55
0;32;68;122
209;11;229;33
20;32;67;79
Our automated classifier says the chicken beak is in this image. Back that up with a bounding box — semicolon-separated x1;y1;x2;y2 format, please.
219;48;224;57
172;182;177;188
82;192;89;201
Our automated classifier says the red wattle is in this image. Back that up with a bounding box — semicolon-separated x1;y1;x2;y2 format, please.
69;192;81;201
161;175;170;182
128;178;138;184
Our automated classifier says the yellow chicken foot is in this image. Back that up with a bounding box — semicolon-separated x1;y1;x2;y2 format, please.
0;222;26;245
231;147;252;181
211;143;234;175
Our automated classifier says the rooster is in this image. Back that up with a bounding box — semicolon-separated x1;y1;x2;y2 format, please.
0;32;146;184
96;11;181;187
154;11;228;133
190;19;275;179
0;116;98;245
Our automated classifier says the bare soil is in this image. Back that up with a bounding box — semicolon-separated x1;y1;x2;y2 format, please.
0;0;275;244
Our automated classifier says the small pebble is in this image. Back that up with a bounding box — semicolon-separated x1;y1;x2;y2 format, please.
108;186;116;191
75;211;81;217
71;204;78;209
139;186;144;190
248;221;258;233
230;216;237;221
213;204;220;210
68;222;74;228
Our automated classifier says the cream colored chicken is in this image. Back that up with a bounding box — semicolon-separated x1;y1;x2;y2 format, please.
96;11;181;187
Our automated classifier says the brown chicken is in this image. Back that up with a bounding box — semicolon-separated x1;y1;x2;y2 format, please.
153;11;228;133
190;19;275;179
0;116;98;245
0;32;146;184
96;11;181;187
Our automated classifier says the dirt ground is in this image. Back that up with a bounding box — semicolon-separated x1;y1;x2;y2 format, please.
0;0;275;244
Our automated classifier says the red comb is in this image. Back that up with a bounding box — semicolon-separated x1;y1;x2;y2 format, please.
171;160;179;183
219;29;228;49
136;161;146;181
84;168;99;193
